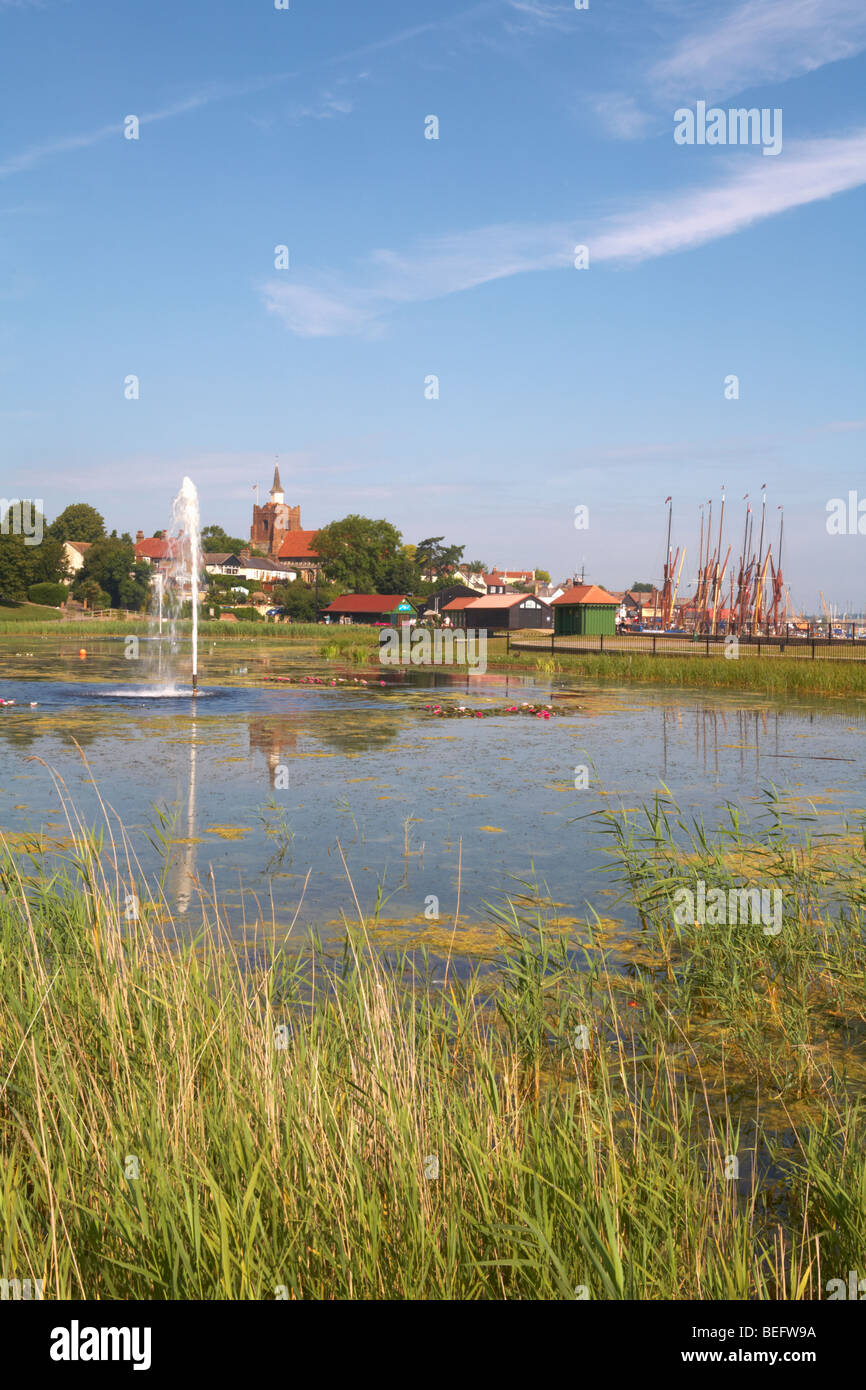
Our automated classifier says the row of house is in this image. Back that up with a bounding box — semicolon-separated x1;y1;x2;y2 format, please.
131;534;316;591
321;583;622;634
128;528;563;608
67;526;628;636
65;514;734;636
323;590;555;629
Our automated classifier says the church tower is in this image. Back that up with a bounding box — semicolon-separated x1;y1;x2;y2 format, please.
250;460;301;556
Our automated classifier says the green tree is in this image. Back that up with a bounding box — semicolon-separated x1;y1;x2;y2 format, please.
0;530;30;601
0;503;62;600
74;537;150;610
269;578;339;621
27;535;69;586
74;578;111;610
630;581;654;592
201;525;247;554
414;536;465;579
534;569;551;584
314;516;419;593
49;503;106;544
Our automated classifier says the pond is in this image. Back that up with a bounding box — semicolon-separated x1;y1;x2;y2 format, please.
1;635;864;954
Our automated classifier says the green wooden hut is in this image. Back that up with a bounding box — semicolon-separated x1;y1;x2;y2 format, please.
552;584;620;637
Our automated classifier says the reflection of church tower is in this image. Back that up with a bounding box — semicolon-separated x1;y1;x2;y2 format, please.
251;461;301;557
249;718;300;781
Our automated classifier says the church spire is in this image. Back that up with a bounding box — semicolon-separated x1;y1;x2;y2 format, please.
270;458;284;505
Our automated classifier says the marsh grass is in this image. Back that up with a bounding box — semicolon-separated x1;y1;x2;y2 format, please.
319;635;376;664
0;603;62;627
0;619;340;640
1;771;864;1299
503;648;866;696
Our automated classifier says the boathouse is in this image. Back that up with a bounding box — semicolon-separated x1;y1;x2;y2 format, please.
443;592;553;631
323;594;418;625
552;584;619;636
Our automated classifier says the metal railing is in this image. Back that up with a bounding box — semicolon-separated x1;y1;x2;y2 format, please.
505;626;866;662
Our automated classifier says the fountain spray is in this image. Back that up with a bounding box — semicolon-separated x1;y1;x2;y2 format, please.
169;476;202;695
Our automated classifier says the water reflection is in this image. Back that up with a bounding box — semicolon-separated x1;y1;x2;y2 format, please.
165;711;199;916
658;701;859;785
0;673;864;938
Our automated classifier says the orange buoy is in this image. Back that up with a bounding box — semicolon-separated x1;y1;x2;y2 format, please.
78;648;86;658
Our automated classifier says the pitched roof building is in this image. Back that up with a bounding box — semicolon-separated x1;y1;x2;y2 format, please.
552;584;620;636
63;540;92;574
323;594;417;624
443;592;553;629
133;535;178;569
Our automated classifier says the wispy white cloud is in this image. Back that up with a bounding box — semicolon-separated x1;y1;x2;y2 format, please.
263;129;866;336
262;283;381;339
0;66;356;178
328;3;497;63
592;129;866;261
1;0;467;182
262;222;572;337
286;91;353;122
0;85;274;178
650;0;866;100
503;1;576;35
591;93;655;140
591;0;866;143
0;120;119;178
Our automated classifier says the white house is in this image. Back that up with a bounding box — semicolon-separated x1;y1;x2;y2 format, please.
63;541;92;574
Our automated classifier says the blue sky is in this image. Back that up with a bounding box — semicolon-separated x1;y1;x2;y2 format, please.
1;0;864;609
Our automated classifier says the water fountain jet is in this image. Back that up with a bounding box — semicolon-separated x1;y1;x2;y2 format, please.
169;476;202;694
139;477;203;696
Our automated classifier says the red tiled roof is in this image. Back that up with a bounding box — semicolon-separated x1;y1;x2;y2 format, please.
277;530;319;561
134;538;175;560
324;594;411;613
469;593;548;609
442;596;479;611
552;584;620;606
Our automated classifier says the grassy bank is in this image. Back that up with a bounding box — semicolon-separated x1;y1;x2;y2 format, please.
0;618;376;641
1;788;864;1299
502;646;866;697
0;602;62;629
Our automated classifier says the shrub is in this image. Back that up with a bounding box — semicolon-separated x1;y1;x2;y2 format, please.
73;578;112;609
212;606;261;622
27;581;68;608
